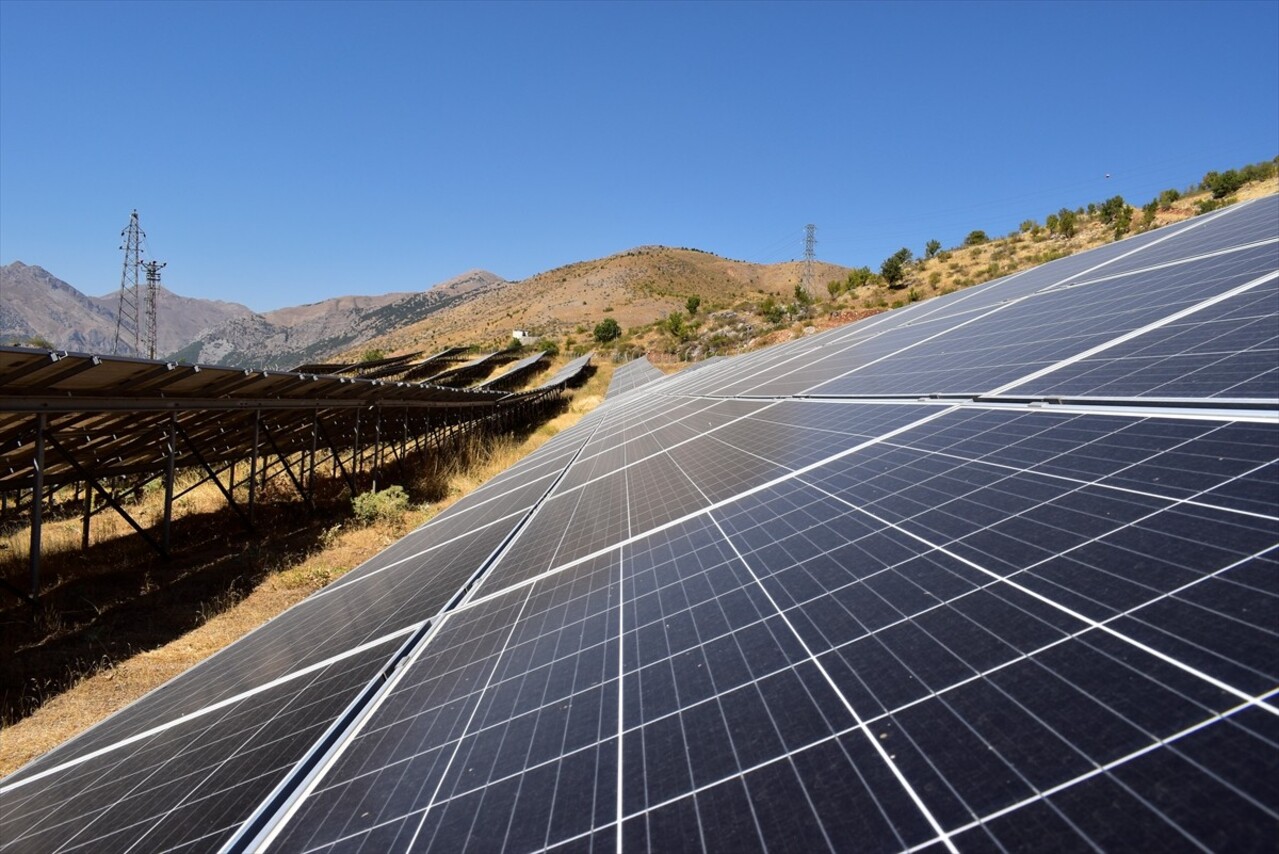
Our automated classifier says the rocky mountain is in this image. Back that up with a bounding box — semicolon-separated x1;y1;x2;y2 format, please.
0;262;254;356
171;270;507;368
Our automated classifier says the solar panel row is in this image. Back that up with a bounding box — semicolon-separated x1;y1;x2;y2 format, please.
2;195;1276;853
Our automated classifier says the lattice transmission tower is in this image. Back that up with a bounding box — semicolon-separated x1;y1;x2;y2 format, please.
113;211;145;355
112;210;163;357
801;223;817;295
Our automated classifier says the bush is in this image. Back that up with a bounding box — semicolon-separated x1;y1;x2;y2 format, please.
1158;188;1181;209
664;311;690;340
1202;170;1245;199
1048;208;1077;238
924;239;942;259
759;296;785;324
1097;195;1127;225
845;266;874;290
880;248;913;288
352;485;410;525
685;295;701;316
963;230;988;246
1140;201;1158;230
593;317;621;343
360;349;386;363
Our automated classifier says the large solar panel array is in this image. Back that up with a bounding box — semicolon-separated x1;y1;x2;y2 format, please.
2;196;1276;852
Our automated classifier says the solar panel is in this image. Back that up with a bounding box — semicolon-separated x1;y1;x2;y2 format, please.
3;195;1276;852
607;358;666;399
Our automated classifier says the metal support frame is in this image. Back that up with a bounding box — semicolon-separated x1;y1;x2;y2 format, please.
260;420;314;511
248;410;260;524
162;415;176;554
29;414;46;600
174;421;253;532
45;433;165;557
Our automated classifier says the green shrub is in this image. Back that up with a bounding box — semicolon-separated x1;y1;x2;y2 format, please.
1158;188;1181;209
593;317;621;343
1202;170;1245;199
963;230;988;246
352;485;410;525
880;248;912;288
1097;195;1127;225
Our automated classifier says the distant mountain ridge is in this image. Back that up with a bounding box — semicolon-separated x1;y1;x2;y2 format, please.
169;270;507;368
0;264;507;369
0;262;255;356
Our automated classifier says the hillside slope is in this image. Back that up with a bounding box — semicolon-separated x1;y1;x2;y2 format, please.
356;247;850;356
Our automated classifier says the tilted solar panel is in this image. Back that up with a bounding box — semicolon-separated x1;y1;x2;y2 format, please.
607;358;667;399
2;195;1276;852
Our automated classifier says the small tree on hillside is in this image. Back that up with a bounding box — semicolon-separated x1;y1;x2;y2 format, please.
924;239;942;259
963;230;988;246
880;248;912;289
1097;195;1128;225
685;295;701;316
1202;170;1245;199
846;266;874;290
593;317;620;343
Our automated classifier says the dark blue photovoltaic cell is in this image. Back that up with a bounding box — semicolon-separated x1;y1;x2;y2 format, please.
1006;276;1279;399
0;640;398;853
271;552;621;852
4;190;1276;854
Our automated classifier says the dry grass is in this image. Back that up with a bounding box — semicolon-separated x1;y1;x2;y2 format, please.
0;360;612;777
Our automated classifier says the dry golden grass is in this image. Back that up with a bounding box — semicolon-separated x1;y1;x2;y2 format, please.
0;360;613;777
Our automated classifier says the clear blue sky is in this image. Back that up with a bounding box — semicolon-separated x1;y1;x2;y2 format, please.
2;1;1276;313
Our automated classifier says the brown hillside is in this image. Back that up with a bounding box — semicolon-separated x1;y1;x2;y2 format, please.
352;247;849;356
